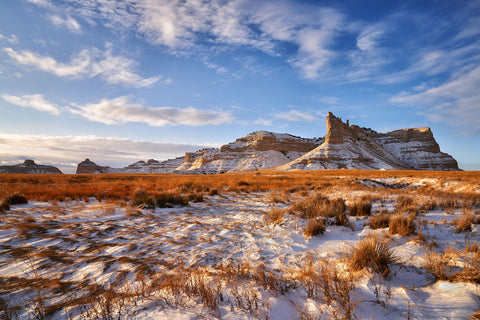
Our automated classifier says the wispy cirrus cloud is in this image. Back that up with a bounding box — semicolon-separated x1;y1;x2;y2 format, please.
391;66;480;136
3;45;162;87
0;133;214;173
274;110;317;122
48;14;82;33
1;93;61;115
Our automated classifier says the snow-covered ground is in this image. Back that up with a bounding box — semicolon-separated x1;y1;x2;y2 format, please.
1;182;479;319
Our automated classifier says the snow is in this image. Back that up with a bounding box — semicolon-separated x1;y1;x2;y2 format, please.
1;181;479;319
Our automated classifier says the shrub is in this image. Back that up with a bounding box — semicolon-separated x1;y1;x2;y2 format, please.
349;237;398;276
369;212;390;229
4;193;28;205
155;193;188;207
389;214;416;236
208;189;219;196
132;189;155;209
304;219;325;238
349;201;372;216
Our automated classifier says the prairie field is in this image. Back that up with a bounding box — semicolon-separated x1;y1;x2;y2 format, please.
1;170;480;319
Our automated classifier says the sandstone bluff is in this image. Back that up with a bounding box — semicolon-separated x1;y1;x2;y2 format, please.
0;160;62;174
76;112;460;174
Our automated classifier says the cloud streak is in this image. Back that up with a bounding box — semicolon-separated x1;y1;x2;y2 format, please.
4;46;161;87
274;110;317;122
1;93;61;115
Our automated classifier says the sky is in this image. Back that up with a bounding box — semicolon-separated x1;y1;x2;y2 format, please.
0;0;479;173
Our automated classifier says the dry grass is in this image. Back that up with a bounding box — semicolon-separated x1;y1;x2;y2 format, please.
453;214;475;233
389;214;416;236
304;219;325;238
265;207;285;226
348;236;398;276
424;247;480;283
369;211;391;229
349;200;372;216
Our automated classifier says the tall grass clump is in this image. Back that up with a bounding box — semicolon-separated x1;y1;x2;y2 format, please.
289;193;347;228
389;214;416;236
349;237;398;276
265;207;285;226
369;211;391;229
349;201;372;216
304;219;325;238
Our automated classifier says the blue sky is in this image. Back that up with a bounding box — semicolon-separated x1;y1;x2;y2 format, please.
0;0;479;173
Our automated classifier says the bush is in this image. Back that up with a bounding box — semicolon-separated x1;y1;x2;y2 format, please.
155;193;188;207
133;189;155;209
349;237;398;276
304;219;325;238
349;201;372;216
4;193;28;205
389;215;416;236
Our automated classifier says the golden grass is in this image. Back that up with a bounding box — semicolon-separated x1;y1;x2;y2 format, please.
1;170;479;203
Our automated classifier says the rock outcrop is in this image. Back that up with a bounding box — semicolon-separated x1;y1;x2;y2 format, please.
175;131;323;174
75;159;116;174
0;160;62;174
278;112;460;171
123;157;185;173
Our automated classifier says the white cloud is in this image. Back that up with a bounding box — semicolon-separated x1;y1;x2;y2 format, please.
67;96;233;126
391;66;480;135
356;25;384;51
254;118;272;126
4;46;160;87
0;133;212;173
49;14;82;32
1;94;61;115
25;0;52;7
274;110;317;122
3;93;232;127
0;33;19;44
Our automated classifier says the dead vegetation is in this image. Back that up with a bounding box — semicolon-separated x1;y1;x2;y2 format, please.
1;170;480;318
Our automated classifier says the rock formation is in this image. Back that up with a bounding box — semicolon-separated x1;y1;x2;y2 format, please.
75;159;115;174
74;113;460;174
175;131;323;174
0;159;62;174
278;112;459;171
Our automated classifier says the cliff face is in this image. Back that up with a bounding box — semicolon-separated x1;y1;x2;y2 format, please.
175;131;323;174
0;160;62;174
279;113;459;171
